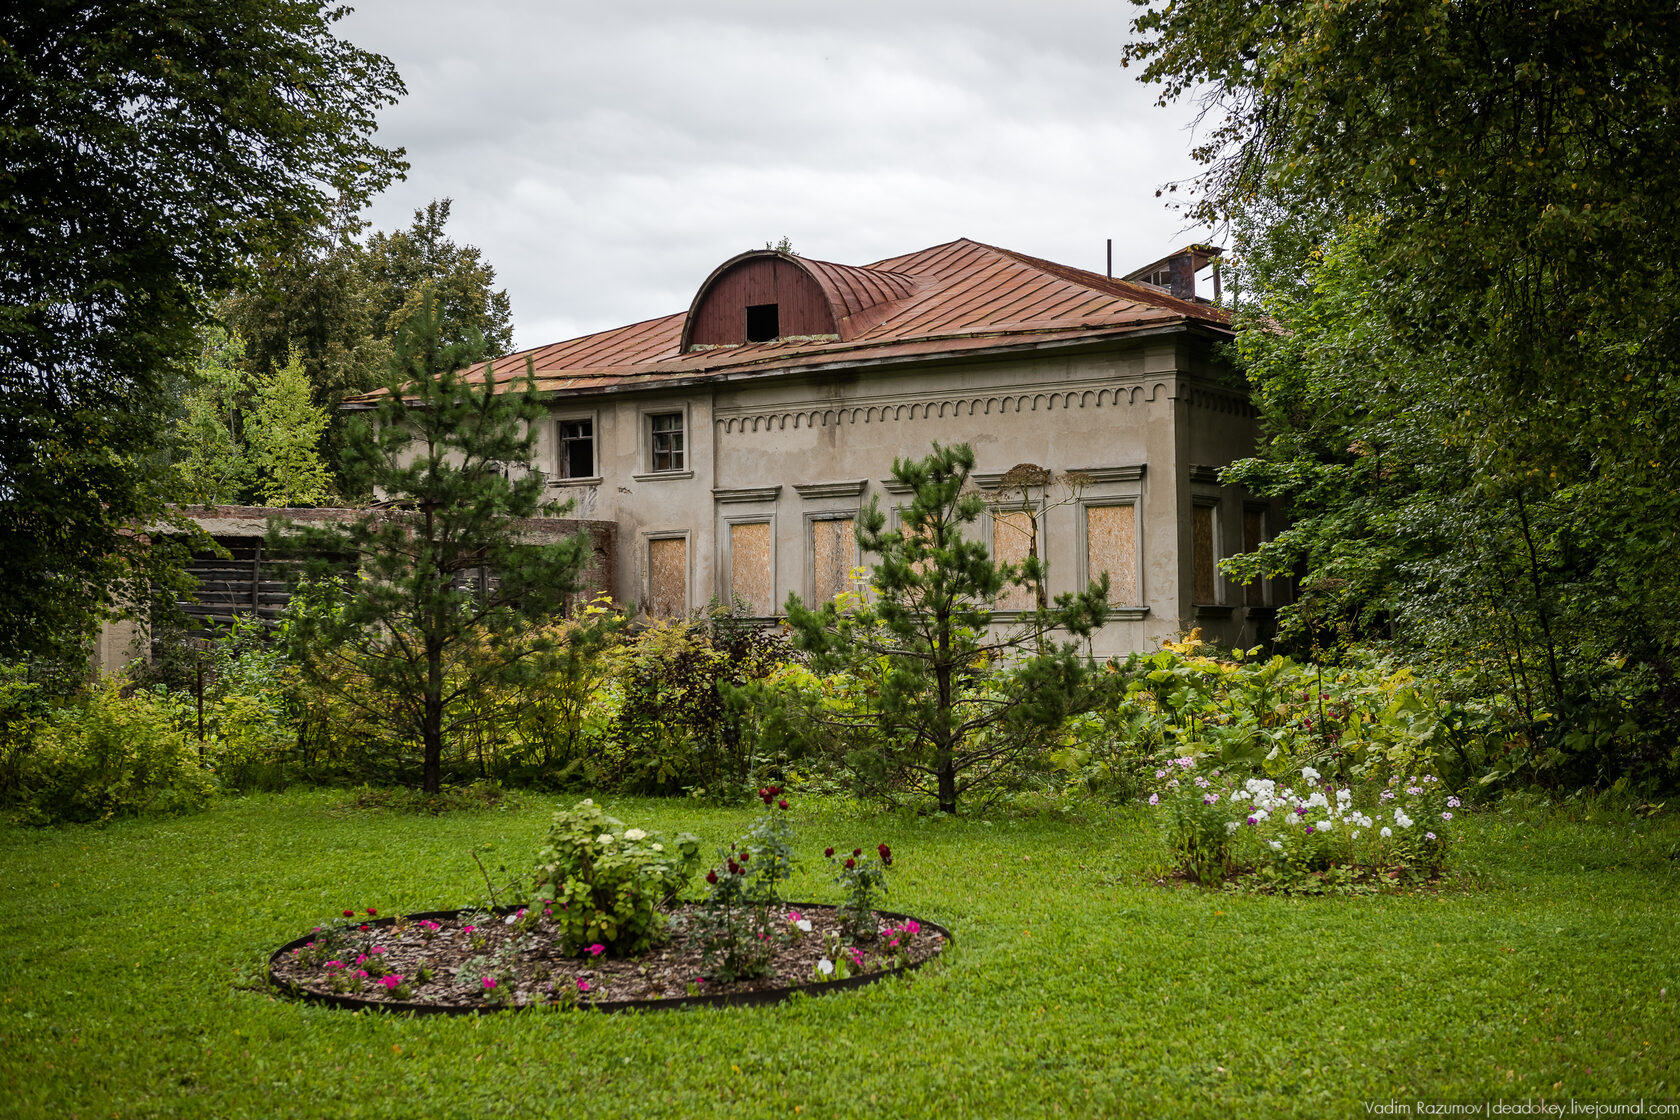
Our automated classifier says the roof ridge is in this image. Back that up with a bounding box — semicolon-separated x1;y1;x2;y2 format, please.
978;240;1224;321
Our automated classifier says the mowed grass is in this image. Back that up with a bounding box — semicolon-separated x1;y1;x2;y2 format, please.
1;790;1676;1119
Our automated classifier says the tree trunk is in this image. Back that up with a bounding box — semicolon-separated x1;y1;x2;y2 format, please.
423;641;445;793
937;753;957;814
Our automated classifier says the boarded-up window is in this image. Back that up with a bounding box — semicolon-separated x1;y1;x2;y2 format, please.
1192;504;1218;604
812;518;855;604
992;509;1036;611
647;537;687;617
729;522;773;616
1086;505;1138;606
1243;507;1266;607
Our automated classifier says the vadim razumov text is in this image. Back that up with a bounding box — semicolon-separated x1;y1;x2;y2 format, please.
1364;1101;1680;1117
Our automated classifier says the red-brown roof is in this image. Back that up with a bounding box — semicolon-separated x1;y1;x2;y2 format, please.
358;238;1231;401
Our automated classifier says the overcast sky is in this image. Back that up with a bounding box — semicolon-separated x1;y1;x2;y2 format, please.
336;0;1213;352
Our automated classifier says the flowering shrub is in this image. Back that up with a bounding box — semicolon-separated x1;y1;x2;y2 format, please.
828;842;892;938
530;799;701;954
1148;760;1455;892
691;787;794;981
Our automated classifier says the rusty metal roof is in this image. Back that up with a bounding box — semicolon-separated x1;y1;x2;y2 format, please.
352;238;1231;402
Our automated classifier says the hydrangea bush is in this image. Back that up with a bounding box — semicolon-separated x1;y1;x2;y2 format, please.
1149;759;1458;892
530;799;701;954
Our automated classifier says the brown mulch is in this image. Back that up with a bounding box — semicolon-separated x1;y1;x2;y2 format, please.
268;903;947;1011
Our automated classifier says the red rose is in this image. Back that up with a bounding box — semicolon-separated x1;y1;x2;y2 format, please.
878;844;891;860
768;785;781;796
852;848;862;858
845;858;856;869
706;870;719;885
778;799;788;810
739;852;749;862
824;847;834;858
360;924;370;931
343;910;355;917
366;908;378;916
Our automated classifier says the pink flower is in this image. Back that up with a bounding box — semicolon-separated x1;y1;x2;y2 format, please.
355;954;368;965
1148;793;1159;806
462;925;476;934
377;975;403;991
370;946;385;954
905;920;920;936
576;978;590;992
355;970;368;979
325;961;343;969
586;943;605;957
482;977;497;990
787;911;803;922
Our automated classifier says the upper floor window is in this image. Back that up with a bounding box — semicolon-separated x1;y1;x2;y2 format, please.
558;418;594;479
650;412;684;472
745;303;780;342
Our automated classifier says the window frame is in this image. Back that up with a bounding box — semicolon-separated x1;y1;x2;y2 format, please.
553;411;599;483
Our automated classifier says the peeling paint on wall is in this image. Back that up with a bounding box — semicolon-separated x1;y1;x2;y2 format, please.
647;537;687;617
730;521;773;615
812;517;855;605
1087;504;1138;606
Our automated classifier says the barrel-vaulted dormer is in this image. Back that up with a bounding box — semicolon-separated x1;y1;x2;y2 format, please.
681;250;920;351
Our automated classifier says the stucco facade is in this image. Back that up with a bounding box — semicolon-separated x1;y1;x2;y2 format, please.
481;239;1283;659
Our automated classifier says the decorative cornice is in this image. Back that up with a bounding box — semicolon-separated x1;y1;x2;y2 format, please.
1188;464;1222;485
793;480;869;500
713;485;782;504
714;381;1175;435
1065;465;1146;484
631;469;696;483
880;479;914;495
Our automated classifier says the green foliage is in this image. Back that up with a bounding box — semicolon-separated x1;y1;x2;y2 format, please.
0;0;403;661
530;799;701;955
171;328;251;506
614;610;792;797
781;442;1109;813
3;679;213;825
275;293;588;792
1127;0;1680;788
827;842;892;940
692;789;797;981
245;350;332;507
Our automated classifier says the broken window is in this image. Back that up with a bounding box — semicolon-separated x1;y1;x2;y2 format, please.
649;412;684;471
558;418;594;479
1085;504;1138;606
729;521;774;616
745;303;780;342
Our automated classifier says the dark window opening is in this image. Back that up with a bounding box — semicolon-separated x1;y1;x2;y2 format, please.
650;412;684;471
745;303;780;342
558;418;594;479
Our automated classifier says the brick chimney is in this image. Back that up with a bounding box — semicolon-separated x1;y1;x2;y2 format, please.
1122;245;1223;302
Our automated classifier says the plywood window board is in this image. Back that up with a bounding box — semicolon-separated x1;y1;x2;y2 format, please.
647;537;687;617
992;509;1036;611
812;518;855;605
1192;504;1218;605
729;522;773;616
1086;504;1138;607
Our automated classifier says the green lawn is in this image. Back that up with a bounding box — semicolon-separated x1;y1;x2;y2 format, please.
1;790;1675;1118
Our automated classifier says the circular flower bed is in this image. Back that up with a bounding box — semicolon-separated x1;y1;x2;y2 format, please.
268;903;951;1015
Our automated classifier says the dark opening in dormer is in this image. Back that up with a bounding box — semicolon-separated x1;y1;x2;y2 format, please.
745;303;780;342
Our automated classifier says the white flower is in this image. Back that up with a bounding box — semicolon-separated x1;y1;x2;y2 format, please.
1336;787;1353;804
1441;811;1453;821
1317;819;1334;832
1426;832;1437;841
1447;796;1461;808
1393;809;1413;829
624;828;647;841
597;833;615;845
651;843;664;852
1301;766;1321;782
816;958;834;976
1380;826;1392;838
1253;808;1270;822
1155;770;1166;779
1148;793;1159;806
1269;840;1283;851
1229;790;1248;804
1305;792;1329;811
1225;821;1240;833
1351;830;1361;839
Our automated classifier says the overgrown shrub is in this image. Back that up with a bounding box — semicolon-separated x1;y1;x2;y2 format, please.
530;799;700;955
6;679;214;824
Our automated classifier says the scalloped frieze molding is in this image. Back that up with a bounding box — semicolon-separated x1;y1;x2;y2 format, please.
714;381;1174;435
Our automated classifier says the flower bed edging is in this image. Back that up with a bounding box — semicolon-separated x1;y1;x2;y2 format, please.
265;904;952;1016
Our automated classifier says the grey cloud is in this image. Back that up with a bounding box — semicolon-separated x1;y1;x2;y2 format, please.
336;0;1213;350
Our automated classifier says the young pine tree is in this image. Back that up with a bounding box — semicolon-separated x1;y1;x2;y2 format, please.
276;291;587;792
246;348;332;507
782;442;1109;814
